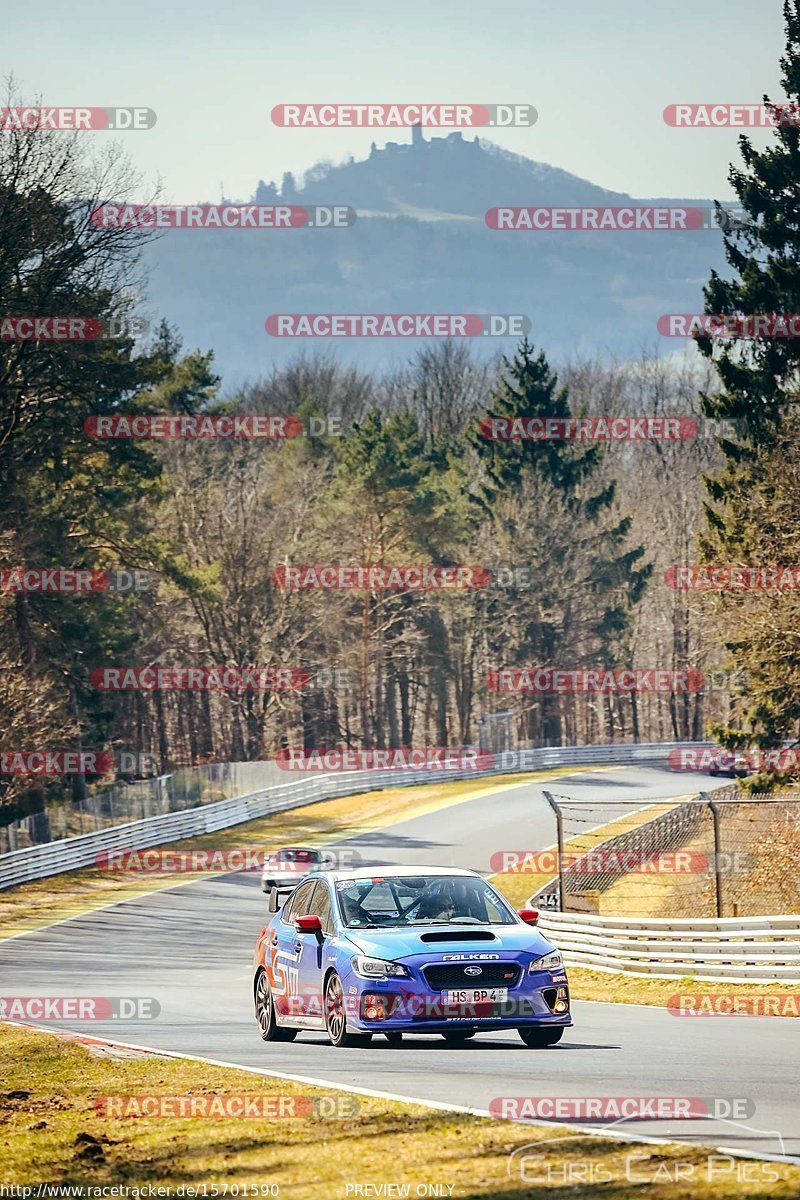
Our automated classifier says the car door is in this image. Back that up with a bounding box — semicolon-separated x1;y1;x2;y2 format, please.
295;879;333;1028
272;879;316;1022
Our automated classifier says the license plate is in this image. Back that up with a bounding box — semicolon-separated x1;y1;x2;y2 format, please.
443;987;508;1005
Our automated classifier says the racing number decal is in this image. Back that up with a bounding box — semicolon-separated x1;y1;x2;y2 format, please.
266;932;300;997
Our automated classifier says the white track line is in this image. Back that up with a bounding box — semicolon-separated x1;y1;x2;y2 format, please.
4;1020;798;1166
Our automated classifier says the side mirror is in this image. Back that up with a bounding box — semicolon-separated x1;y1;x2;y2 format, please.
518;907;539;926
268;884;294;913
295;914;323;935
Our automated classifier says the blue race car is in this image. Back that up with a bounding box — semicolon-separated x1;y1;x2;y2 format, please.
252;865;571;1047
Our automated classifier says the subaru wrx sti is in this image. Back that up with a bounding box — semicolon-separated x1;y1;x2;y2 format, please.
252;866;571;1047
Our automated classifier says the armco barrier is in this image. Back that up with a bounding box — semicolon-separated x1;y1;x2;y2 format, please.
538;910;800;983
0;741;710;890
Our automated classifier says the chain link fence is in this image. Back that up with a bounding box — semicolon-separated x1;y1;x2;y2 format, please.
0;760;293;854
531;788;800;918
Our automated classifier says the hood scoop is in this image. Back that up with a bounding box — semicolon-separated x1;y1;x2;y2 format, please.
419;930;498;943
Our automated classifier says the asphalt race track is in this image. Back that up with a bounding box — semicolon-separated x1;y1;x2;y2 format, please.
2;765;798;1161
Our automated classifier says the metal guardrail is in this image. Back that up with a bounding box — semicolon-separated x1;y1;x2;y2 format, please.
538;910;800;983
0;740;710;890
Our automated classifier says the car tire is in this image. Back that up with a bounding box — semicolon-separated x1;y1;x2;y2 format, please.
442;1031;476;1044
324;972;371;1047
254;971;297;1042
518;1027;564;1048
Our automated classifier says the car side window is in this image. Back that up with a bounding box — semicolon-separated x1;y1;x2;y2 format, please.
480;885;513;924
280;889;298;924
282;880;316;923
306;879;334;934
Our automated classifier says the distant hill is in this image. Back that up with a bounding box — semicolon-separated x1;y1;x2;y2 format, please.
267;129;635;216
141;130;733;389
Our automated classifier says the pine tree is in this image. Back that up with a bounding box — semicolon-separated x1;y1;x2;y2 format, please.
696;0;800;748
471;340;650;744
698;1;800;439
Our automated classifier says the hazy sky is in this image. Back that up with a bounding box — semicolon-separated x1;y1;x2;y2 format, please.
3;0;787;202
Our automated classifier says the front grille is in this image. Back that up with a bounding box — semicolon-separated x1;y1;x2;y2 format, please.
423;962;521;990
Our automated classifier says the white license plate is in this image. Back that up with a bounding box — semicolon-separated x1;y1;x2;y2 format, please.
443;987;508;1005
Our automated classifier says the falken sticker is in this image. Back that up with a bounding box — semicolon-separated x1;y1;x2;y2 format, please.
441;953;501;961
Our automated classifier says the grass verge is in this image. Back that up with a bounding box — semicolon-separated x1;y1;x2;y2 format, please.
1;1024;798;1198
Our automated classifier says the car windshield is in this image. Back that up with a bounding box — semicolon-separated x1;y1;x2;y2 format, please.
334;875;516;928
269;849;319;865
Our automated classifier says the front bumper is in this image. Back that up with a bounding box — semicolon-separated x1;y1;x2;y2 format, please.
261;872;310;890
342;969;573;1033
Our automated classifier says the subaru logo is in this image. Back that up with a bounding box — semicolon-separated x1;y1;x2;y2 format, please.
464;965;482;976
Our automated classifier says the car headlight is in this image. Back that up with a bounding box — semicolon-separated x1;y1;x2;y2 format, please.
350;955;411;979
528;950;563;972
